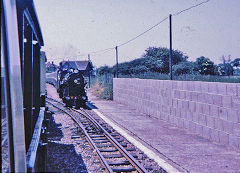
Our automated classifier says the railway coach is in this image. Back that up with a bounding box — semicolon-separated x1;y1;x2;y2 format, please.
1;0;48;172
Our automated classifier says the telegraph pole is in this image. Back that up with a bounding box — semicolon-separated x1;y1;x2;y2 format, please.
169;14;173;80
115;46;119;78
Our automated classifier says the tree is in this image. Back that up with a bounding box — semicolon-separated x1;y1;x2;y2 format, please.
97;65;111;75
231;58;240;68
172;61;199;76
194;56;216;75
216;55;236;76
143;47;188;73
217;63;233;76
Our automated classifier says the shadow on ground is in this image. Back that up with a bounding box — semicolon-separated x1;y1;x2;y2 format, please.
46;113;88;172
86;101;98;110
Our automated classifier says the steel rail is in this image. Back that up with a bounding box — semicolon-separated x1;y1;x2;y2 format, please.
46;100;113;173
47;97;148;172
73;108;148;173
46;97;103;132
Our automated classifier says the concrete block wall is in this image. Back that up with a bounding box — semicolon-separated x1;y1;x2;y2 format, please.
113;78;240;149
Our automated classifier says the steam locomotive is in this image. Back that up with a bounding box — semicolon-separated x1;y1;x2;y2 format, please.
57;65;88;108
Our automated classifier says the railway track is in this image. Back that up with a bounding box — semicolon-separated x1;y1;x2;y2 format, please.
46;97;148;173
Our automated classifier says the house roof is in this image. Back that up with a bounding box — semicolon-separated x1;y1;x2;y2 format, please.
60;61;93;71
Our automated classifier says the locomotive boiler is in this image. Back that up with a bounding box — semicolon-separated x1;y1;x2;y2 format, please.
57;68;88;108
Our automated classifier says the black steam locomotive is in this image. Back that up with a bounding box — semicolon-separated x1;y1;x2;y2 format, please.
57;67;88;108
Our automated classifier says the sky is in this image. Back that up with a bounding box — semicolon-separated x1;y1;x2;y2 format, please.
34;0;240;67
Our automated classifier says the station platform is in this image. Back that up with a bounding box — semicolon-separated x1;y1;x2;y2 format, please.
87;90;240;173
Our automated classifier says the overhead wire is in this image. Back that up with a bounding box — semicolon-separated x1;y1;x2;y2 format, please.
52;0;211;60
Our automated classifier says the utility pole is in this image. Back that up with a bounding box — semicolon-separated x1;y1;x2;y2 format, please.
115;46;119;78
88;54;91;88
169;14;173;80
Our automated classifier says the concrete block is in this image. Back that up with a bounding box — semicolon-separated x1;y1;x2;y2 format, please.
196;103;203;114
229;135;240;149
202;104;210;115
187;81;195;91
227;109;238;123
206;116;215;129
182;81;188;91
185;91;192;100
238;111;240;123
189;101;196;112
226;84;237;96
176;109;181;117
217;83;227;95
222;120;234;134
178;118;184;128
232;102;240;110
212;94;222;106
232;97;240;110
184;120;190;129
210;105;219;118
191;92;198;102
177;81;183;90
168;114;174;123
219;107;228;120
198;113;207;125
177;100;183;109
201;82;208;93
173;117;178;126
237;85;240;96
189;122;197;133
210;129;220;143
204;93;213;104
182;100;189;110
170;107;176;116
208;83;218;94
172;99;178;108
194;81;202;92
215;118;224;131
186;111;193;121
197;93;205;103
219;131;229;145
203;126;211;140
172;81;178;89
196;124;203;136
193;112;198;123
233;123;240;136
222;95;232;108
181;109;187;119
173;90;180;99
180;90;186;100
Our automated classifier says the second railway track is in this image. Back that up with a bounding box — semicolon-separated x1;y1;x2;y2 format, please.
46;97;151;173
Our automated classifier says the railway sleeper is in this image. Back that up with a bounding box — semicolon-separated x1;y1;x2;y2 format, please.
92;137;108;141
126;148;136;152
111;167;136;172
90;134;105;138
96;144;114;148
99;148;118;152
111;134;120;137
107;160;131;166
116;139;124;143
93;140;110;143
103;153;124;158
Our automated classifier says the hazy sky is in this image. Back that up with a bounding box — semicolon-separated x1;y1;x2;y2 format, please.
34;0;240;67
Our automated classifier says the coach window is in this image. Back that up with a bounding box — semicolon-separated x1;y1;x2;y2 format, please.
1;27;10;173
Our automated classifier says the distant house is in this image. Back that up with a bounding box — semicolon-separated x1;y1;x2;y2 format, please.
59;61;94;77
46;61;58;73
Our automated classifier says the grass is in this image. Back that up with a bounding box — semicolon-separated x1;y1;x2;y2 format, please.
90;75;113;100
